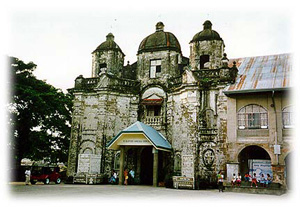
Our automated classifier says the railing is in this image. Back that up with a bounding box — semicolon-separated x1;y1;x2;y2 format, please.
196;69;220;79
84;77;99;89
167;76;183;88
144;116;163;126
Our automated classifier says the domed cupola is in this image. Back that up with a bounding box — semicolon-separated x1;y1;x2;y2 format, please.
138;22;181;54
136;22;184;88
189;20;225;70
91;33;125;77
190;20;223;43
92;33;125;55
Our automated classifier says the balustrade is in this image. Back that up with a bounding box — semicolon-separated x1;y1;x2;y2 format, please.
144;116;163;126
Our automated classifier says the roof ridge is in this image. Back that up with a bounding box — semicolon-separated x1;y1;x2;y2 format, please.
229;53;292;61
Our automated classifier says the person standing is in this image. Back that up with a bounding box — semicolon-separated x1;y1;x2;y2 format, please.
25;168;31;185
124;168;129;185
217;171;224;192
251;173;258;188
129;169;135;185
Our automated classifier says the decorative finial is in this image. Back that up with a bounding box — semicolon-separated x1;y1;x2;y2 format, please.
156;22;165;32
203;20;212;30
106;33;114;41
221;53;229;67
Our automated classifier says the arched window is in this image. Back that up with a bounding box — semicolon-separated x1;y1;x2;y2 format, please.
282;106;294;128
238;104;268;129
82;147;93;154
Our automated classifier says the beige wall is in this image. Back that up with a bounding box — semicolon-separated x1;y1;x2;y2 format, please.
226;91;293;165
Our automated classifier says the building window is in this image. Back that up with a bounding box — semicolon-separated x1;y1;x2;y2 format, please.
146;105;161;116
238;104;268;129
200;55;209;69
150;59;161;78
282;106;294;128
98;63;107;75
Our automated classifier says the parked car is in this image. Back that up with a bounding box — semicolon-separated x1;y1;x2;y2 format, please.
30;165;61;184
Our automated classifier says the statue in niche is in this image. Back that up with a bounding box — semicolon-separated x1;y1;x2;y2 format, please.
199;108;215;128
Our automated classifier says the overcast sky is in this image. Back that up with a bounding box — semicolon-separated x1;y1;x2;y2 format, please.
2;1;298;93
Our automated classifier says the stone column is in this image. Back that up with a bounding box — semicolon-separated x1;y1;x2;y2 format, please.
153;148;158;187
119;146;125;185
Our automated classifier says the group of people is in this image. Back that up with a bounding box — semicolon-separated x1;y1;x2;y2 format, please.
217;171;273;192
231;172;273;188
242;172;272;188
108;168;135;185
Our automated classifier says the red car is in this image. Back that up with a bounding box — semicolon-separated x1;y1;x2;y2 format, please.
30;166;61;184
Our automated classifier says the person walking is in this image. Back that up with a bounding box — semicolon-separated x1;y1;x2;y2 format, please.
25;168;31;185
217;171;224;192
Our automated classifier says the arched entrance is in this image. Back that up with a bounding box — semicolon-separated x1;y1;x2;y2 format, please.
238;145;271;177
106;121;172;186
140;147;154;185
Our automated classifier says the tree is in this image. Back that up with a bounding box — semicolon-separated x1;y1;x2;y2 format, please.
8;56;73;167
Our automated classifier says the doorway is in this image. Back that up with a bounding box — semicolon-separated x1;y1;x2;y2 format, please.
238;145;271;177
140;147;153;185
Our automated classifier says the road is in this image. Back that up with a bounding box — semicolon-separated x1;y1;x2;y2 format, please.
6;182;295;207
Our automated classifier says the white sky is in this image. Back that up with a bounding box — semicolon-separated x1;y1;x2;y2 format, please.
2;0;298;92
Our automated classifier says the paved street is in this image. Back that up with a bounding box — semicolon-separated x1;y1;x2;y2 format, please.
7;182;294;206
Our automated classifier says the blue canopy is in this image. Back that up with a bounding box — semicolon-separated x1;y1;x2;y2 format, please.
107;121;172;151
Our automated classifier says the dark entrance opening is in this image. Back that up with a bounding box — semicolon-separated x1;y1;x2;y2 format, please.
200;55;210;69
140;147;153;185
238;145;271;177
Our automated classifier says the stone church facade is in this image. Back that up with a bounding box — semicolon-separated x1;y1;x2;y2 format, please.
67;21;292;188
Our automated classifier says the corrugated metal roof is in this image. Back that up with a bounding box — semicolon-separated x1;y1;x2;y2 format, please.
107;121;172;150
225;53;292;94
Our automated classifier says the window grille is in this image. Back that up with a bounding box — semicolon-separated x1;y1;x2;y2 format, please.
150;59;161;78
238;104;268;129
282;106;293;128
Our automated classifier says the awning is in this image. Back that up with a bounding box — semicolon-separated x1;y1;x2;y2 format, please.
141;99;163;105
106;121;172;152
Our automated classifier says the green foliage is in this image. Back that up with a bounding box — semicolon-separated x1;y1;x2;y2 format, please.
8;56;73;165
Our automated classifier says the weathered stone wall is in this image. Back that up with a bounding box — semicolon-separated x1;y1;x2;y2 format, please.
67;90;139;176
168;86;200;177
137;50;182;88
67;93;84;177
92;50;125;78
189;40;224;70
